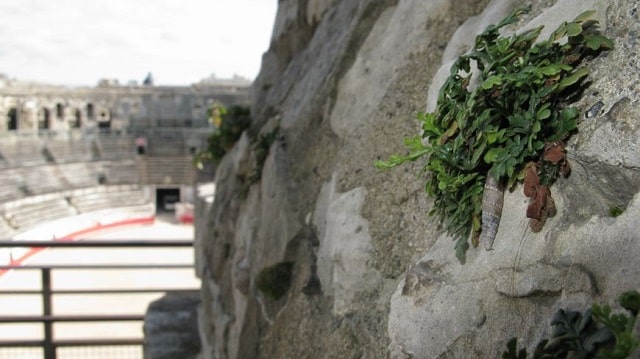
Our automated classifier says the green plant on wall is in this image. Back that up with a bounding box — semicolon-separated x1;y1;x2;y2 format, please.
194;105;251;168
375;7;613;263
502;290;640;358
246;125;280;184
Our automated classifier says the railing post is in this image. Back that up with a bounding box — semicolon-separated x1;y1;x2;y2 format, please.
42;268;55;359
0;240;195;356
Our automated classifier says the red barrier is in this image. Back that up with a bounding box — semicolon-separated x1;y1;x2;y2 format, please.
57;216;155;241
0;216;155;277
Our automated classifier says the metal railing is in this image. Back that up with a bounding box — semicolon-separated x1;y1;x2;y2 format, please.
0;239;197;359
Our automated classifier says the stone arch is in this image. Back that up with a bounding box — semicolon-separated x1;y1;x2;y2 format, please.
7;108;18;130
86;103;95;120
56;103;64;119
73;109;82;128
39;107;51;130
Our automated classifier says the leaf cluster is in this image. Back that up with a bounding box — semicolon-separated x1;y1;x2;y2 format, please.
250;126;281;182
592;291;640;358
375;7;612;263
194;105;251;167
502;290;640;359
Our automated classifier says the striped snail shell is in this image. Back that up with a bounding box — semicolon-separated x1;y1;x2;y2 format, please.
480;175;505;251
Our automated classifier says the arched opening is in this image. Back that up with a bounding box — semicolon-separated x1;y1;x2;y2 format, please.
56;103;64;119
73;109;82;128
7;108;18;130
86;103;95;120
39;108;51;130
156;187;180;212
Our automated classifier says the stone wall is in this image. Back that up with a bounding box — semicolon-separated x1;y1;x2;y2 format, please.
0;81;250;133
144;291;202;359
196;0;640;357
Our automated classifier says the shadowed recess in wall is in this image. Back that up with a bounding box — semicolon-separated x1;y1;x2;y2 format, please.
256;261;294;300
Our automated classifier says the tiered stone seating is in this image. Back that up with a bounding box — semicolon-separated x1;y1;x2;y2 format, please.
0;130;200;236
44;136;92;163
58;162;103;188
69;186;150;213
2;195;76;231
103;160;140;184
0;168;22;202
147;134;186;156
0;136;46;167
95;134;137;160
141;156;195;185
20;165;68;195
0;216;15;239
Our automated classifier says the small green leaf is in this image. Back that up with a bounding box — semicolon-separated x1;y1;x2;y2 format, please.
559;107;580;122
586;34;615;50
403;136;425;151
565;22;583;37
375;156;407;169
558;67;589;90
583;328;614;352
532;120;541;133
501;337;519;359
539;63;572;76
419;112;443;137
484;147;504;163
471;141;487;166
486;132;498;145
374;144;431;169
532;339;551;358
574;10;596;23
551;23;568;41
429;159;444;173
486;130;504;144
481;75;503;89
506;164;514;178
618;290;640;316
537;108;551;120
508;114;528;130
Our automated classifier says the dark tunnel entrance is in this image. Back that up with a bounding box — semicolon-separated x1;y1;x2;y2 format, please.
156;187;180;212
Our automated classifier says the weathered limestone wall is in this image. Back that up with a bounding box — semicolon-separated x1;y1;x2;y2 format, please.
196;0;640;357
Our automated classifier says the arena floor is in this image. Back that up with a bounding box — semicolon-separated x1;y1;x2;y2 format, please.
0;213;200;359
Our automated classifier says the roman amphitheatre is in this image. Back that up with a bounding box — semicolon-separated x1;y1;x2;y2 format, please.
0;74;248;358
0;75;248;241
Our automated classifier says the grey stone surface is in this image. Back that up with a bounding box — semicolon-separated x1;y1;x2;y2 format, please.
143;291;201;359
313;175;382;315
196;0;640;357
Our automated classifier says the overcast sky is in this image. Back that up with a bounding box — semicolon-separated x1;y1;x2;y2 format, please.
0;0;277;86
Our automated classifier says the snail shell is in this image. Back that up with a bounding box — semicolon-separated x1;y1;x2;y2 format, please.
480;175;505;250
584;100;604;119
